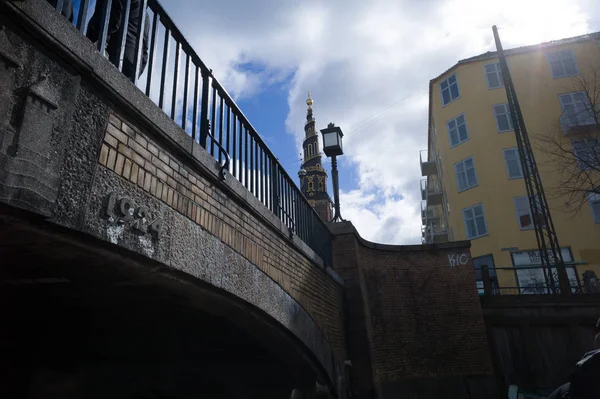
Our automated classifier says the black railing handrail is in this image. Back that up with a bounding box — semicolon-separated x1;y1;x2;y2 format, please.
49;0;333;265
480;264;593;296
146;0;329;225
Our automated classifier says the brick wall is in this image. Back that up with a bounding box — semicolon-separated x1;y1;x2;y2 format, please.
98;112;347;363
331;223;496;398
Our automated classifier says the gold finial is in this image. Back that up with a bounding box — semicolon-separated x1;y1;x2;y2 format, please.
306;91;313;108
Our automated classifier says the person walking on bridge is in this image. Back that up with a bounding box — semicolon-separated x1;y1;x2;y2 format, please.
86;0;150;81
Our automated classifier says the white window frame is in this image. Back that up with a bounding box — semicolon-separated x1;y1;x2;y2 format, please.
503;148;524;179
589;192;600;223
447;113;469;148
462;203;488;239
484;62;503;89
559;91;595;127
454;157;478;192
513;196;535;230
572;138;600;170
493;103;513;132
440;74;460;106
547;49;579;79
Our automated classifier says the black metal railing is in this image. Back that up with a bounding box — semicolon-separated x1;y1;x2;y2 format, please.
479;265;592;296
50;0;333;265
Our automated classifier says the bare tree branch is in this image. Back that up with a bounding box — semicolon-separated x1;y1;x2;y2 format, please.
533;64;600;217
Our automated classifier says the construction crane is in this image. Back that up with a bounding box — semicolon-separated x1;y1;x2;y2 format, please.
492;25;571;295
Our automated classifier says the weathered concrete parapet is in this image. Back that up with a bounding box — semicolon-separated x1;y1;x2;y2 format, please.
330;221;497;399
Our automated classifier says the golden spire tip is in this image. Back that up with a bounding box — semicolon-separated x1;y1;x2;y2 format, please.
306;91;313;108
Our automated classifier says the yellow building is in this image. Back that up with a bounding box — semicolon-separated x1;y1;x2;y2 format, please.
420;32;600;294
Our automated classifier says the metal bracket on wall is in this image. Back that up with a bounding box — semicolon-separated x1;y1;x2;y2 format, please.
206;119;230;180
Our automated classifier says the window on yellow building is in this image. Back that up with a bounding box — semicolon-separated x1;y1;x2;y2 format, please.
589;193;600;223
514;196;534;230
572;139;600;170
547;50;578;79
514;196;546;230
462;203;488;239
447;114;469;147
560;92;595;127
454;157;478;192
493;103;513;132
440;74;460;106
503;148;524;179
485;63;503;89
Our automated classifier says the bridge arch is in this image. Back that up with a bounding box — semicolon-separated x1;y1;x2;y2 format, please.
0;206;336;398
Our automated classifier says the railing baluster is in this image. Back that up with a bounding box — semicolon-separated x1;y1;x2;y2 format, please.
238;119;243;179
259;148;264;205
226;103;231;168
218;96;224;163
244;127;249;189
132;0;148;82
56;0;64;15
199;70;209;147
191;65;199;140
182;54;190;132
158;27;170;110
171;41;180;120
116;0;132;72
210;85;217;156
76;0;90;32
96;0;113;54
249;136;255;194
286;180;292;229
231;114;237;178
145;11;158;96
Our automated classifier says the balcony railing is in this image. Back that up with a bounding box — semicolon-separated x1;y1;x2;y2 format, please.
559;106;599;135
420;178;443;206
419;149;437;176
421;202;441;226
47;0;333;265
421;223;448;244
478;265;599;296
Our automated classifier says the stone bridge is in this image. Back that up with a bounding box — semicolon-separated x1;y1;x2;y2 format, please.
0;1;346;397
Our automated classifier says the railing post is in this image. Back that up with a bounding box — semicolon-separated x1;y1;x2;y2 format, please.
131;0;148;82
199;69;210;148
482;265;493;296
557;263;572;295
271;160;279;218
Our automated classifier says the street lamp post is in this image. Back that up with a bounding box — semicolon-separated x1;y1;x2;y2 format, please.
320;122;345;222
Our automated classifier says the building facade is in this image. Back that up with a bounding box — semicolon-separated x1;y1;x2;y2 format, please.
300;94;333;222
420;32;600;293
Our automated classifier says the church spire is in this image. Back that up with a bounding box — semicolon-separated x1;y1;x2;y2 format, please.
306;92;314;126
298;92;333;221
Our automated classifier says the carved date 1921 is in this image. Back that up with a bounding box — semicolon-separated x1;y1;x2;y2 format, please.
105;193;162;239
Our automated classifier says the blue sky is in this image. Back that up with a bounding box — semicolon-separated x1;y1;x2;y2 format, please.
74;0;600;244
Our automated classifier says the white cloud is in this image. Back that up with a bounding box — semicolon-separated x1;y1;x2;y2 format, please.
161;0;599;244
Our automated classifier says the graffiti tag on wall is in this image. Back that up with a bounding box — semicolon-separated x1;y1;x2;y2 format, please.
448;253;469;268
